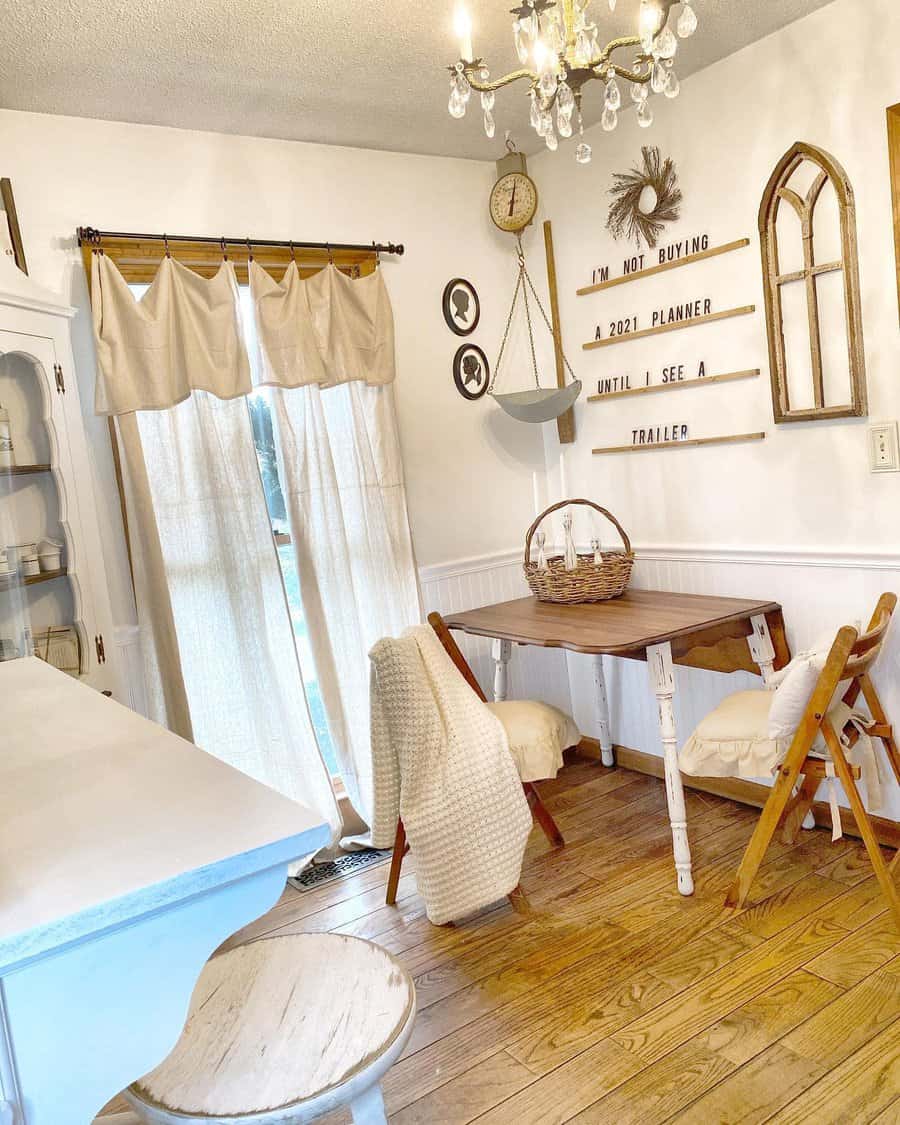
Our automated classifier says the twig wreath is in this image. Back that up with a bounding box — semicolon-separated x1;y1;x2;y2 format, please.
606;146;682;249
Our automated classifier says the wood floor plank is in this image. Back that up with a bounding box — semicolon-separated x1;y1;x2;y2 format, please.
391;1050;535;1125
469;1039;643;1124
567;1040;735;1124
666;1041;827;1124
727;874;849;940
767;1024;900;1123
781;962;900;1069
693;969;843;1066
805;914;900;988
611;913;848;1064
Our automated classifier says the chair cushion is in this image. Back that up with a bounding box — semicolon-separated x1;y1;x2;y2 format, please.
486;700;580;782
679;690;788;779
127;933;415;1120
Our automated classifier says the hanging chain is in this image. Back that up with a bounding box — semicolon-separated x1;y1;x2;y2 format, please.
488;267;523;393
490;233;576;393
518;239;541;390
520;254;577;383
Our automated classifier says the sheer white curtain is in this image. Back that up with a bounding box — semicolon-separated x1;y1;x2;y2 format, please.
251;261;421;828
92;252;341;843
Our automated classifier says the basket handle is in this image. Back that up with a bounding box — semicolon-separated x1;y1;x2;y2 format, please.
524;498;632;565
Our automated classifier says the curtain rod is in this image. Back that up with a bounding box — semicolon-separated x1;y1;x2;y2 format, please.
76;226;404;256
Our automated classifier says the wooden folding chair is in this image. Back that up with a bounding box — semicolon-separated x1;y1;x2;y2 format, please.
726;592;900;927
384;611;565;907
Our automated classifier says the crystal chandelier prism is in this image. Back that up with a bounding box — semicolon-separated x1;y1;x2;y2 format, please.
447;0;698;163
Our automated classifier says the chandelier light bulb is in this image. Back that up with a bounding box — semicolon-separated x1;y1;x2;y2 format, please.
454;6;473;59
638;0;666;43
533;37;549;70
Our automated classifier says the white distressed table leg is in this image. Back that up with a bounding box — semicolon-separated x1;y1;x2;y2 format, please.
350;1082;388;1125
647;642;694;896
492;638;513;702
592;654;614;767
748;614;777;685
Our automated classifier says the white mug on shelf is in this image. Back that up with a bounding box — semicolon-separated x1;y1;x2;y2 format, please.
37;538;63;572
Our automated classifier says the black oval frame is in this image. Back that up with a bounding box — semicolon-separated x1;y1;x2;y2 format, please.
453;344;490;401
442;278;480;336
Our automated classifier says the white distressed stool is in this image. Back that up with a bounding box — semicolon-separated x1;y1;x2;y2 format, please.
124;933;416;1125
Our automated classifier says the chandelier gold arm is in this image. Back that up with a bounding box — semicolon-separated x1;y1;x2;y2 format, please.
453;32;651;97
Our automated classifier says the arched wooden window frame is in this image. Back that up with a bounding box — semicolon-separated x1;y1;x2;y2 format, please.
758;141;867;423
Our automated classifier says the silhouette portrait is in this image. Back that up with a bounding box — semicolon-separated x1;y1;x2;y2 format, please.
442;278;480;336
453;344;489;401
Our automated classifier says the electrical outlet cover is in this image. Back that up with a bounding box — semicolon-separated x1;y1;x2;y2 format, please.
868;421;900;473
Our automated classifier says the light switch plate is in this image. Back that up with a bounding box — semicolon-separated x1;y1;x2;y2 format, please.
868;422;900;473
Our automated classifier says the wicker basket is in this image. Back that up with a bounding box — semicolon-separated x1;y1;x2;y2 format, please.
524;498;634;604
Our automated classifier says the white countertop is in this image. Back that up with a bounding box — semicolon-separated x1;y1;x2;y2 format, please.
0;658;329;971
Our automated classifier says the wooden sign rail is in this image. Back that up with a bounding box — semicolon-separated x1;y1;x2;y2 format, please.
577;237;750;297
592;431;765;455
587;368;759;403
584;304;755;351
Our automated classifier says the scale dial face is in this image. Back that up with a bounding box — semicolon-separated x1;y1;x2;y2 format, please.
489;172;538;233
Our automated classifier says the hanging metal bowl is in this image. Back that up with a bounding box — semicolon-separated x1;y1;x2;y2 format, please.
493;380;582;423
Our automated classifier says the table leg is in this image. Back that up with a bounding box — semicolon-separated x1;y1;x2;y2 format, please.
647;641;694;896
492;638;512;702
592;655;614;766
748;614;776;685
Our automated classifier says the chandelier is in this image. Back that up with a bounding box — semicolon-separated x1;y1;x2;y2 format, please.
447;0;698;163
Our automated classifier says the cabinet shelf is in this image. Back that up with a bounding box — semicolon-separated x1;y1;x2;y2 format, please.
0;567;67;590
2;464;52;476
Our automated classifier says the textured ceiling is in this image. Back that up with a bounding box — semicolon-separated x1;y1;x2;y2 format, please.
2;0;836;160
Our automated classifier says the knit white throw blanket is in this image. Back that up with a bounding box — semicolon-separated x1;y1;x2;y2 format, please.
368;625;532;925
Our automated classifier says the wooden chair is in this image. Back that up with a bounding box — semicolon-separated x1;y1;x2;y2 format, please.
726;593;900;927
123;933;415;1125
385;611;566;907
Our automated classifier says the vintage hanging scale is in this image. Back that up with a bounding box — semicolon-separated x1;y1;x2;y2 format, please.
488;142;581;422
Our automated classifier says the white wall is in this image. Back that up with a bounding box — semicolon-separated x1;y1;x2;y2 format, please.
0;110;547;631
527;0;900;817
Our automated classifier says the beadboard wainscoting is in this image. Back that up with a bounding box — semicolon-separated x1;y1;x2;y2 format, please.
418;551;575;717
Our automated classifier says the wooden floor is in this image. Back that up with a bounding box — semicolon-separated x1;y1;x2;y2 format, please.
105;756;900;1123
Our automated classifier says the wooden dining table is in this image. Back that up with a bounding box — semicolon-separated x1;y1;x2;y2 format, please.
445;588;790;896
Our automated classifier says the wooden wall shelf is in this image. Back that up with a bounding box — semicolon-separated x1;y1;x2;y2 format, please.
587;368;759;403
0;567;67;590
592;431;765;455
3;464;52;476
584;305;755;351
576;238;750;297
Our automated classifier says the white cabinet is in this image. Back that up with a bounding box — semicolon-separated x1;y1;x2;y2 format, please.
0;256;122;699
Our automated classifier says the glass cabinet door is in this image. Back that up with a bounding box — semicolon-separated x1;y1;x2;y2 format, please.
0;330;98;681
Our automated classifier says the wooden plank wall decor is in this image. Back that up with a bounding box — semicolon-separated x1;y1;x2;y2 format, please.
583;304;755;350
592;431;765;455
885;104;900;327
588;367;759;403
758;141;867;422
543;220;575;444
576;237;749;296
